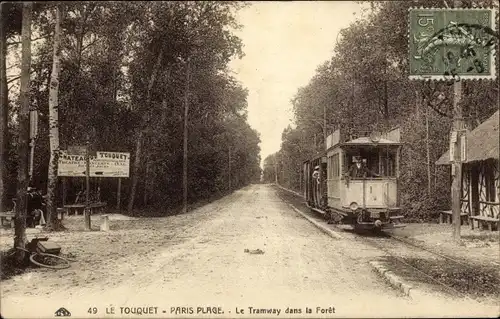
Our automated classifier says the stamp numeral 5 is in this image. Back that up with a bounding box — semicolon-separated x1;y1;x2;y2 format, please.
418;13;434;27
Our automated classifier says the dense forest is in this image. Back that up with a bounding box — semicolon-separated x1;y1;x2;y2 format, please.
0;2;262;225
263;0;499;221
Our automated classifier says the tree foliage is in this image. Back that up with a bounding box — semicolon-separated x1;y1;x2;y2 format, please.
2;1;261;220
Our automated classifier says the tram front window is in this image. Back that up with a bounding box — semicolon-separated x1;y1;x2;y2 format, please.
345;148;397;179
347;157;380;178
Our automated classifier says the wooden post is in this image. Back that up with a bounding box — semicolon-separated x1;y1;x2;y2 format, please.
62;177;67;206
100;215;109;232
116;178;121;212
449;0;465;243
451;81;464;241
378;149;383;175
84;139;91;231
97;177;101;202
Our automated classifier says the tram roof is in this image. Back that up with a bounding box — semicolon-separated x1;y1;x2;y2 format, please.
340;137;402;147
303;151;327;164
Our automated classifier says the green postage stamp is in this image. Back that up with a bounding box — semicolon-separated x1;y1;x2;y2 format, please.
409;8;498;80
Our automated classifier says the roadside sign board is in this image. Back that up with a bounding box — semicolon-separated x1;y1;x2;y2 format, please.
58;151;130;178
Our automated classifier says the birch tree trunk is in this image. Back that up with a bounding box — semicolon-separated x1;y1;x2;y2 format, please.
127;50;163;212
0;5;8;212
46;4;64;230
14;2;32;258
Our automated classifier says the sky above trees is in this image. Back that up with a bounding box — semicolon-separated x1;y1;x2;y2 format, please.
229;1;366;165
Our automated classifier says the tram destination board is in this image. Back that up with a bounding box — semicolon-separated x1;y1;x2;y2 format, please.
58;151;130;178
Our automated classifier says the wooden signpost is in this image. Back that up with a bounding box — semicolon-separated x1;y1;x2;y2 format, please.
58;145;130;230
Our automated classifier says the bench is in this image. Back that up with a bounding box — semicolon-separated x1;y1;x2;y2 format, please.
63;202;107;216
1;200;16;228
90;202;107;214
470;215;499;231
63;204;85;216
439;210;469;225
0;211;15;228
57;207;67;221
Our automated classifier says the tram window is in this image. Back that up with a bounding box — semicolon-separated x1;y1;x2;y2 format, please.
328;156;332;179
327;154;340;179
379;148;397;177
343;148;397;178
334;154;339;177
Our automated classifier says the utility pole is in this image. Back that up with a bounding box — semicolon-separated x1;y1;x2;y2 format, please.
182;56;190;214
451;0;464;242
451;80;463;242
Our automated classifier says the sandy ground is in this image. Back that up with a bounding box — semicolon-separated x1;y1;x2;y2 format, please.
1;184;499;318
391;223;500;267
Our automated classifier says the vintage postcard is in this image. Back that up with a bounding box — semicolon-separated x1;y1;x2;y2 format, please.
1;1;499;318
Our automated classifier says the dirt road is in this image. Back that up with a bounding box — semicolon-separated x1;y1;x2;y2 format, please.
1;184;498;318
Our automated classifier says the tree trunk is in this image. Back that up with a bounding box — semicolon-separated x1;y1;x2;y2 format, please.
127;131;142;213
143;156;150;206
46;4;64;231
183;57;191;214
0;4;8;212
127;50;163;212
116;178;121;211
383;60;389;127
14;2;32;259
323;103;327;149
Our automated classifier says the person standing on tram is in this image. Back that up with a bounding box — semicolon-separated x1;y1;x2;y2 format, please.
312;165;321;184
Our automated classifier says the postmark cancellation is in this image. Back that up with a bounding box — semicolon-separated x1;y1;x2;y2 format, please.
409;8;498;81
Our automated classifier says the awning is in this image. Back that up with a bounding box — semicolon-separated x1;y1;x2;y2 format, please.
436;110;499;165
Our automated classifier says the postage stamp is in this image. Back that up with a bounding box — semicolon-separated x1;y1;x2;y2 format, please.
409;8;498;81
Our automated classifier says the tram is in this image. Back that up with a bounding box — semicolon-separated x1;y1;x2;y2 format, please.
303;127;404;230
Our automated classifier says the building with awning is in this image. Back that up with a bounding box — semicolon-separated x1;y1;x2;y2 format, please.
435;110;499;230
